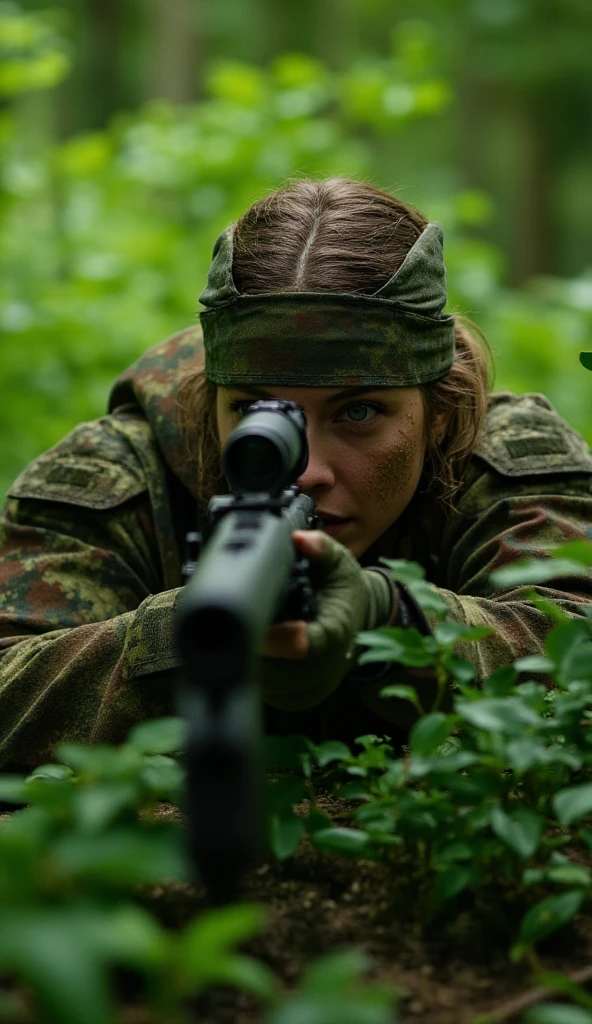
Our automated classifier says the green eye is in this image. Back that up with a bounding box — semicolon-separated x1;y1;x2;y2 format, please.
347;404;370;422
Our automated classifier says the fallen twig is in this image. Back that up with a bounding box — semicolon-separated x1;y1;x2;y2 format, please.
473;965;592;1023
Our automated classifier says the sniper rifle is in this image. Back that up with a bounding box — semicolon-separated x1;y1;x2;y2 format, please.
176;399;320;904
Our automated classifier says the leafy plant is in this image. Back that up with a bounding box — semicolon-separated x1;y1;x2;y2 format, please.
264;539;592;971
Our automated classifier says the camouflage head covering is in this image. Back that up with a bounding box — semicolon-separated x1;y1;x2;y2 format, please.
198;221;456;388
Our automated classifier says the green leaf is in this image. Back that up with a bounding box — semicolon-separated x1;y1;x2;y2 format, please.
180;903;266;969
306;809;333;834
301;949;371;993
128;717;185;754
358;627;435;667
529;592;571;625
505;737;544;773
378;558;425;583
483;665;519;696
434;865;474;901
405;580;449;617
523;868;546;886
514;655;556;674
315;740;351;767
490;806;543;859
441;652;476;683
27;763;74;782
552;540;592;567
546;622;592;686
409;712;453;755
491;557;591;589
0;910;114;1024
209;954;277;1001
456;697;541;733
140;754;184;797
269;814;304;860
580;352;592;371
311;827;373;859
180;906;277;1000
0;775;27;803
71;783;138;833
547;865;592;887
53;827;187;885
434;842;473;866
526;1006;592;1024
517;890;583;945
553;783;592;826
434;622;494;646
379;684;423;712
336;781;370;800
86;904;171;970
266;775;306;814
534;972;592;1012
266;948;400;1023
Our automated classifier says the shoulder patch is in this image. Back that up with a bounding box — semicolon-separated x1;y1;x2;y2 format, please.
7;416;149;510
473;392;592;477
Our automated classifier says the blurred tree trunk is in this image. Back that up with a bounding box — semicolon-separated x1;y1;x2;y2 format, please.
457;65;554;282
314;0;356;68
147;0;201;102
85;0;123;129
511;98;553;282
257;0;356;69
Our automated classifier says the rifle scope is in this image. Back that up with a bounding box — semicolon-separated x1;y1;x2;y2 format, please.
222;399;308;497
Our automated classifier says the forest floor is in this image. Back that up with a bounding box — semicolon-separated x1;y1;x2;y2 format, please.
135;796;592;1024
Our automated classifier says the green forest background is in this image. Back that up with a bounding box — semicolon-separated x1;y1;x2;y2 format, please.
1;0;592;500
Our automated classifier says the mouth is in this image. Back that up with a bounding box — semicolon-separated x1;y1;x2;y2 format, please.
316;510;353;534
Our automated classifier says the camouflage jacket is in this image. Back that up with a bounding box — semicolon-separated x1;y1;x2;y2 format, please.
1;327;592;768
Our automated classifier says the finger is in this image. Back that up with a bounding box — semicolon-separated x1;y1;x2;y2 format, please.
291;529;333;561
261;620;309;660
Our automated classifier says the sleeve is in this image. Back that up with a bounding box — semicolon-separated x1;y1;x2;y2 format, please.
356;430;592;729
0;444;184;770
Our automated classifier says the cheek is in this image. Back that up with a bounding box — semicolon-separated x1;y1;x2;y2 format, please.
365;431;422;509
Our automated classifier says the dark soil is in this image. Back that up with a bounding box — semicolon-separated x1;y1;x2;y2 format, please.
138;797;592;1024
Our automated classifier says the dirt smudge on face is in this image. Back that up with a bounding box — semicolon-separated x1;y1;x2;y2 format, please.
367;427;418;508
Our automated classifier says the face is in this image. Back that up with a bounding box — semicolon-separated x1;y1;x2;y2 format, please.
216;383;448;559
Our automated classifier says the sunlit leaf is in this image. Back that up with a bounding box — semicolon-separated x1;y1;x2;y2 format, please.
128;717;186;754
490;806;543;859
311;827;374;858
409;712;453;755
553;783;592;827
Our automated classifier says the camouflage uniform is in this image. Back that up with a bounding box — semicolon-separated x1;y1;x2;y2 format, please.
1;327;592;768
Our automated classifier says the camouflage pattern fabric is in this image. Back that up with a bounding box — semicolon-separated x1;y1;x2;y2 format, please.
199;223;455;387
1;328;592;767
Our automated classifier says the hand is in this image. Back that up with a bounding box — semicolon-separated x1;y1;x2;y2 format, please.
257;530;394;712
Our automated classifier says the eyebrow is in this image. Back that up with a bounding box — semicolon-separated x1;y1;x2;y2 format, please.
228;384;390;405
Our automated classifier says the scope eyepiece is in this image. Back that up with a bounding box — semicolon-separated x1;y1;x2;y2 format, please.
222;399;309;497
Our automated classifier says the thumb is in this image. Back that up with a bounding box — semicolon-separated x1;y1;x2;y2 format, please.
291;529;331;561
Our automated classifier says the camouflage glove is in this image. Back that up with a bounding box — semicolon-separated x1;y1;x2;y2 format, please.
257;530;395;712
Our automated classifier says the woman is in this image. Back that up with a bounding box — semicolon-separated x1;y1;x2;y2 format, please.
1;178;591;769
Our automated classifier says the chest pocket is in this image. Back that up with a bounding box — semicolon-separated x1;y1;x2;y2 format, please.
473;392;592;478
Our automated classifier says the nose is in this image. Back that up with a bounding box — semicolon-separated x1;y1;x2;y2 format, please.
296;431;336;494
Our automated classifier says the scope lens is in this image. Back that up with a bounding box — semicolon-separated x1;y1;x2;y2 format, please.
225;434;283;492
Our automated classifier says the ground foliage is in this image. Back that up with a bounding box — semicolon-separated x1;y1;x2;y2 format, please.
2;4;592;499
2;541;592;1021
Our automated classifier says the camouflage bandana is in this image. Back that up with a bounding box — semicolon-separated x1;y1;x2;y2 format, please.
198;221;455;387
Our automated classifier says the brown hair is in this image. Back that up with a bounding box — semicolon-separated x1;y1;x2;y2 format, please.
178;178;493;523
